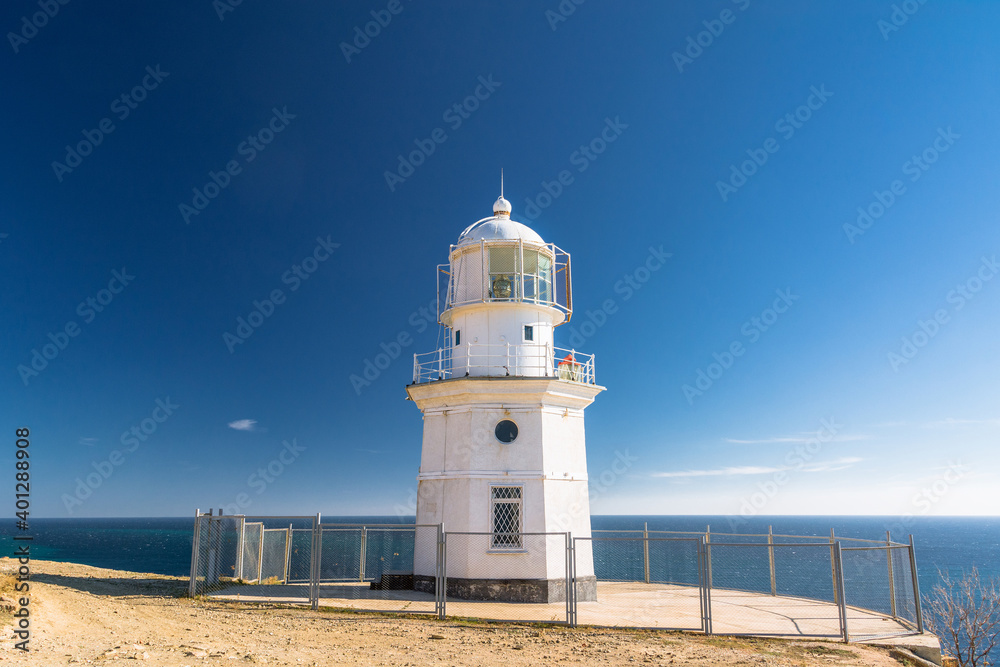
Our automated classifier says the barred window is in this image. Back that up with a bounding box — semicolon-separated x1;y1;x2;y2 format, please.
490;486;522;549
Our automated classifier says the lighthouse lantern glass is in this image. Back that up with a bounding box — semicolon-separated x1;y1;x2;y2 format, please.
483;244;554;304
488;246;519;300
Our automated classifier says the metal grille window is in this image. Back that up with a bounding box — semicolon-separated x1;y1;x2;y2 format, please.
490;486;522;549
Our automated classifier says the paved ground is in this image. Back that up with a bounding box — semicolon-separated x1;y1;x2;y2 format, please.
208;580;917;640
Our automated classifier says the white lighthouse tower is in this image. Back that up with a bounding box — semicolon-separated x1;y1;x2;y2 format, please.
408;185;604;602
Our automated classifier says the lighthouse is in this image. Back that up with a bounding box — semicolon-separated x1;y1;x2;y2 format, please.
408;186;604;602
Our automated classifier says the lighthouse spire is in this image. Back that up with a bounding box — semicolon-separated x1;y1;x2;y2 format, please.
493;169;512;217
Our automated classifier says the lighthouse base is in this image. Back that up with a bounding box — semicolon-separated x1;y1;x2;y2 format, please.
415;575;597;603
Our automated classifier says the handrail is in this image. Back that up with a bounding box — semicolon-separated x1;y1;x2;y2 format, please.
590;529;908;547
412;344;597;384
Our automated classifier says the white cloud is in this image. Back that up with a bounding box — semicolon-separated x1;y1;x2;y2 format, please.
79;437;98;446
228;419;258;432
921;418;1000;428
873;418;1000;429
799;456;863;473
653;465;785;478
725;434;868;445
651;457;863;478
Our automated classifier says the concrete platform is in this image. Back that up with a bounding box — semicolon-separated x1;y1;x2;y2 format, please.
207;580;923;642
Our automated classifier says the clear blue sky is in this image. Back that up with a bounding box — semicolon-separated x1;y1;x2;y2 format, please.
3;1;998;518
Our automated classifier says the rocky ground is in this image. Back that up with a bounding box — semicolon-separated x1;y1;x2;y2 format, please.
0;559;920;666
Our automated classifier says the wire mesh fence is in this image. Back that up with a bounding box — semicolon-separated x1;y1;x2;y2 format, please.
313;524;442;615
706;542;843;638
441;531;572;623
575;536;707;630
189;515;317;605
842;543;921;640
188;512;924;640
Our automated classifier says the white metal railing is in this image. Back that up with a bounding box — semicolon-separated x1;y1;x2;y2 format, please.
412;343;596;384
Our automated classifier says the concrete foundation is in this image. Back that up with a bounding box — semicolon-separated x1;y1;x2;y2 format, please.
414;574;597;602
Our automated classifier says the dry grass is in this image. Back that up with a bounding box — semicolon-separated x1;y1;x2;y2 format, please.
0;571;18;622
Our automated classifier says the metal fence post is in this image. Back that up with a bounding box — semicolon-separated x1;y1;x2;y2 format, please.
834;541;849;643
564;533;570;625
565;533;575;626
236;516;246;581
440;528;448;620
908;535;924;633
886;530;897;618
705;525;713;590
360;526;368;582
643;522;650;584
768;525;776;596
699;535;712;635
206;510;218;586
188;509;202;597
829;528;838;605
284;524;293;583
257;524;265;582
310;514;320;610
436;524;445;619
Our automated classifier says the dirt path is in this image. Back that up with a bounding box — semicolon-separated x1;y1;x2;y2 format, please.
0;559;914;666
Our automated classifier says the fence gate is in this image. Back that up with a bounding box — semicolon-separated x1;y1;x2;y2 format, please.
189;513;317;605
840;541;922;641
440;531;573;625
573;535;707;630
311;523;443;616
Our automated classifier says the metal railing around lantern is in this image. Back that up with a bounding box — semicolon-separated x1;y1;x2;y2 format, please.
412;343;596;385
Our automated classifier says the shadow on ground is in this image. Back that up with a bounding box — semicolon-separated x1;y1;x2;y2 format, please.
33;572;188;598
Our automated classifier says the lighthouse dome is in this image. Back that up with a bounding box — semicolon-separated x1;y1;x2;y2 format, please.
457;217;545;246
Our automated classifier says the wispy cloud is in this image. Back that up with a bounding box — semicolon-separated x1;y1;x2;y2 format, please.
653;465;784;478
79;437;98;446
874;418;1000;429
922;418;1000;428
652;457;863;478
228;419;258;432
725;434;868;445
800;456;863;473
355;448;385;455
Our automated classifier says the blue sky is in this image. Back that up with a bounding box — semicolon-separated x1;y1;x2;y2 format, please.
3;1;998;518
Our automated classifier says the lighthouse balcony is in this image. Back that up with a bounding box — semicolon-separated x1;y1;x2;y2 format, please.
412;343;596;385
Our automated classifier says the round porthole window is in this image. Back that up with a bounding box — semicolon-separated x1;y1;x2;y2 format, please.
495;419;518;443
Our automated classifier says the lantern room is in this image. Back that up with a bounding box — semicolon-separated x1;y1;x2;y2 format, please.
413;194;594;383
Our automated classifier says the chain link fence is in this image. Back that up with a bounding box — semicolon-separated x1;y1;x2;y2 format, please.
188;512;923;641
313;523;442;615
189;515;318;605
841;542;921;640
575;535;707;630
442;531;572;623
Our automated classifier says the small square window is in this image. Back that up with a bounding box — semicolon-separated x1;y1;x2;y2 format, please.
455;330;461;346
523;325;533;342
